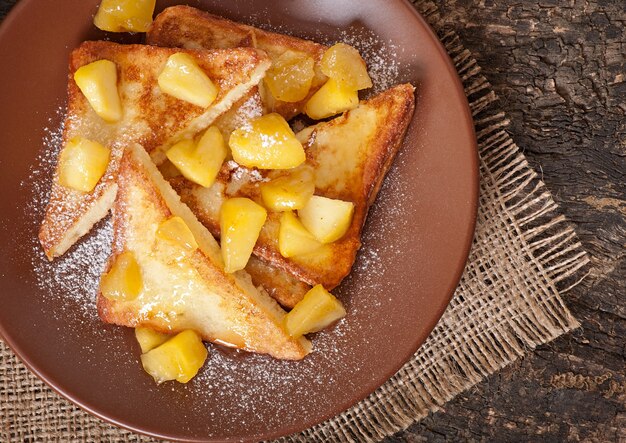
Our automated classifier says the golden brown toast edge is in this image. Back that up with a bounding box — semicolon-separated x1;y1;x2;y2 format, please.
39;41;271;260
97;144;311;360
244;256;311;309
147;5;328;120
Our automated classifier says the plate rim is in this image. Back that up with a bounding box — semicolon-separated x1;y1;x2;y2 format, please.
0;0;478;441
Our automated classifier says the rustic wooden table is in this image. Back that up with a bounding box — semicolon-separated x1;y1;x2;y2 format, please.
1;0;623;441
388;1;625;441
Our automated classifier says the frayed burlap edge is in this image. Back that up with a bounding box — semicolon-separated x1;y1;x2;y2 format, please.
278;1;590;442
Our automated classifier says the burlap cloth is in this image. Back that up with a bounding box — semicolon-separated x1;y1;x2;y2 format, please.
0;1;591;441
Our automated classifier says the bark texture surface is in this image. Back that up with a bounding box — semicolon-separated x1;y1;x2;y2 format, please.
388;0;625;441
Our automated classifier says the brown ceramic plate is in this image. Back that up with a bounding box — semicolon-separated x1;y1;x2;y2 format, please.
0;0;477;441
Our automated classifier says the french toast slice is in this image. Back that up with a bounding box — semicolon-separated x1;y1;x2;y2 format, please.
39;41;271;260
173;84;416;301
147;5;328;120
97;143;311;360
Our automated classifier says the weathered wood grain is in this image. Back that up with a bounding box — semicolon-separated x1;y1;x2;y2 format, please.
388;0;625;441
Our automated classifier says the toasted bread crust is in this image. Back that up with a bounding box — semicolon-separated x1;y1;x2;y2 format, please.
39;41;270;260
245;256;311;309
98;144;310;360
148;5;328;120
174;84;416;293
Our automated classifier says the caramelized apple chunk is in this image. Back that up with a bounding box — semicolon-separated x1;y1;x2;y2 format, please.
94;0;156;33
278;212;322;258
265;51;315;103
320;43;373;90
158;53;218;107
220;198;267;273
58;137;110;193
298;195;355;243
166;126;227;188
140;330;208;384
135;327;170;353
284;285;346;338
260;166;315;211
74;59;122;122
100;251;142;301
229;113;306;169
304;78;359;120
156;216;198;252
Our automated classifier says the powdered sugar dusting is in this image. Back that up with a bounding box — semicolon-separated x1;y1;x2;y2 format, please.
327;30;401;94
31;220;112;321
243;11;402;95
186;319;356;428
24;109;65;218
25;108;113;321
356;148;411;270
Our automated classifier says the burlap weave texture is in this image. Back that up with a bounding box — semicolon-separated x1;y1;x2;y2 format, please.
0;1;589;442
